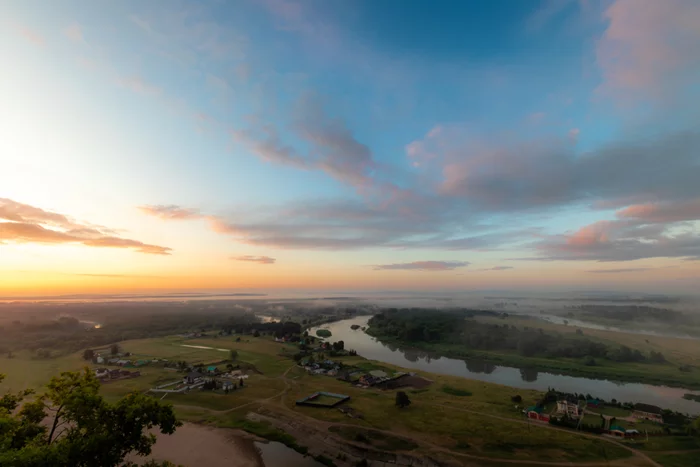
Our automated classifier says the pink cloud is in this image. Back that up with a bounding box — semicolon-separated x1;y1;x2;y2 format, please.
18;26;44;46
138;204;202;220
0;198;171;255
596;0;700;106
373;261;470;271
568;128;580;143
232;255;276;264
616;199;700;223
566;221;612;246
527;112;546;124
64;23;84;43
118;76;162;96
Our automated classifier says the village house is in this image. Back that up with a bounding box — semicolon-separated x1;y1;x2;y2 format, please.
556;400;581;419
184;371;204;385
115;359;131;367
632;403;664;423
95;355;105;364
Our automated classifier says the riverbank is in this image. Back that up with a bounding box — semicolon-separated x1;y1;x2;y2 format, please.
308;317;700;415
366;329;700;390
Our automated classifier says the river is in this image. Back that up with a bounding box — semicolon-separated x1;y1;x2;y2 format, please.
310;316;700;415
133;423;323;467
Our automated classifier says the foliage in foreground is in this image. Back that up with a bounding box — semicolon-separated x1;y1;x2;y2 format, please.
0;369;181;467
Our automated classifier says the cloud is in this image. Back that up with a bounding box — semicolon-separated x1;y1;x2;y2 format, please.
64;22;84;43
18;26;44;46
527;112;546;124
232;255;276;264
373;261;470;271
138;204;202;220
232;97;379;192
585;268;654;274
568;128;580;143
414;128;700;212
529;220;700;262
596;0;700;107
479;266;514;271
0;198;171;255
127;9;247;65
72;273;161;278
206;73;231;95
525;0;577;32
118;76;162;96
616;199;700;224
232;125;310;169
141;198;534;251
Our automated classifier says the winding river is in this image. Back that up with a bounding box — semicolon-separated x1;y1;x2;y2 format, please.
310;316;700;415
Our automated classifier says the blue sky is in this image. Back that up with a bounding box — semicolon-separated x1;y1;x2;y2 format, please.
1;0;699;294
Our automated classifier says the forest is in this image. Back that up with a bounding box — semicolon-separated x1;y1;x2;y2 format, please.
367;309;667;364
0;300;354;356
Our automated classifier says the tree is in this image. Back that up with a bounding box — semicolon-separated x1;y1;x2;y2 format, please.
0;369;181;466
239;378;244;388
82;349;95;361
110;343;120;356
253;330;260;337
693;417;700;437
226;363;234;372
395;391;411;408
230;350;238;361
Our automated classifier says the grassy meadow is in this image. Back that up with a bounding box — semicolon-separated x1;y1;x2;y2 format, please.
3;330;697;465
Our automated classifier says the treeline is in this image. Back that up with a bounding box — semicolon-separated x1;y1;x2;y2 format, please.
565;305;697;325
0;302;264;355
222;320;302;337
368;309;666;364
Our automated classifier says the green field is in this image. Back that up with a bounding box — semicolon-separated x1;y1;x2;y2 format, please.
375;314;700;389
3;331;697;465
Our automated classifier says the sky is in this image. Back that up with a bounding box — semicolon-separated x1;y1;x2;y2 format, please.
1;0;699;296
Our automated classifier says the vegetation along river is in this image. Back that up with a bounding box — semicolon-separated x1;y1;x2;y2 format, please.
310;316;700;415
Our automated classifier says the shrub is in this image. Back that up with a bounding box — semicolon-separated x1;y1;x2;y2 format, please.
441;385;472;397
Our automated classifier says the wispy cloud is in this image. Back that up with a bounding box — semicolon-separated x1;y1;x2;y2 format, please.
373;261;470;271
585;268;654;274
138;204;202;220
0;198;171;255
479;266;514;271
596;0;700;108
63;22;84;43
18;26;44;46
118;76;162;96
232;255;276;264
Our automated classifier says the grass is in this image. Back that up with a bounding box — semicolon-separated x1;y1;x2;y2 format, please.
2;331;692;465
441;385;473;397
329;426;418;451
626;435;700;452
372;316;700;389
476;315;700;381
316;329;332;338
282;360;633;462
648;452;700;467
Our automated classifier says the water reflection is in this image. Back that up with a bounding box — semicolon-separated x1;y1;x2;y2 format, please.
310;316;700;415
465;359;496;375
519;368;539;382
255;441;324;467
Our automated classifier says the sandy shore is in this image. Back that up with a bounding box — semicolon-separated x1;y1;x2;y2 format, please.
129;423;264;467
